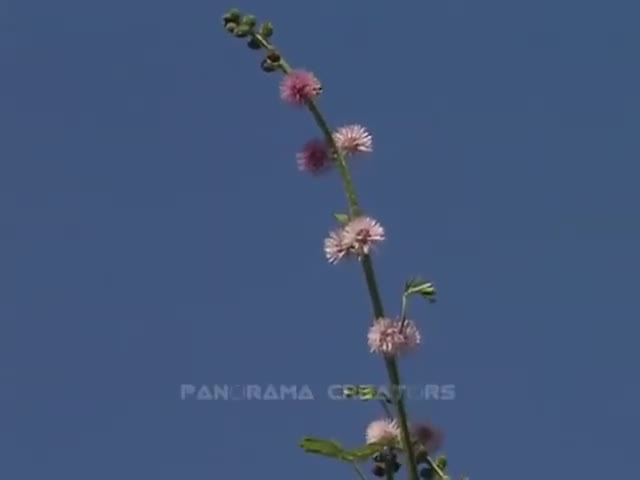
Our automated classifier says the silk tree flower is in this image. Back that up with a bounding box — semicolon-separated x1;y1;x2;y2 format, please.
279;70;322;106
333;124;373;155
368;317;421;356
323;216;385;264
366;419;401;446
297;139;332;174
411;422;444;455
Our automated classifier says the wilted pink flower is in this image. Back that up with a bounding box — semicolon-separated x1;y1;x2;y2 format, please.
368;317;421;356
297;139;332;174
324;229;348;264
342;217;385;255
366;419;401;446
411;422;444;454
333;124;373;155
280;70;322;106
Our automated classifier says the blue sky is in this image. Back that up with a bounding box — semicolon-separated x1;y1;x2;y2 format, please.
2;0;639;478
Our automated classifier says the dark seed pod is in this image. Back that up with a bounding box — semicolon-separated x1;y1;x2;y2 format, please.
266;51;281;63
419;467;432;479
372;464;386;478
415;449;429;465
247;38;261;50
373;453;384;463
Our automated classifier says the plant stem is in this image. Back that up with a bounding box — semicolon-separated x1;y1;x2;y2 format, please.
252;33;420;480
427;457;448;480
352;462;367;480
386;463;395;480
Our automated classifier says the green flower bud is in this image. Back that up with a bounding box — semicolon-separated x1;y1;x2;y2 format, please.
233;25;252;38
247;38;261;50
436;455;448;470
225;22;238;33
260;22;274;38
260;59;278;73
241;15;257;28
222;8;242;25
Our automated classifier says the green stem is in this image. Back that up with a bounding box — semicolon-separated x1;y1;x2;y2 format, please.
385;462;395;480
254;34;361;216
352;462;367;480
427;457;448;480
251;33;420;480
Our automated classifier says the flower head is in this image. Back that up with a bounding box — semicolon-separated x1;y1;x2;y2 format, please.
324;229;348;264
411;423;444;454
333;124;373;155
342;217;385;255
366;419;401;446
368;317;421;356
297;139;332;174
323;216;385;264
280;70;322;106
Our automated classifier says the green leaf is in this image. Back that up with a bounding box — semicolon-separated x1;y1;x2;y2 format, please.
299;438;386;463
334;213;349;224
404;277;436;303
300;437;346;459
342;443;386;462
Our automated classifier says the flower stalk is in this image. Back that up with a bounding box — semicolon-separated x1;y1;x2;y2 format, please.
222;10;459;480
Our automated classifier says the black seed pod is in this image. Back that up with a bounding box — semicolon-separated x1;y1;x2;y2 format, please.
415;449;429;465
266;51;281;63
420;466;432;479
372;464;386;477
247;38;261;50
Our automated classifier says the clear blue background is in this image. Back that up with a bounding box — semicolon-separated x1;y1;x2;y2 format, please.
2;0;638;478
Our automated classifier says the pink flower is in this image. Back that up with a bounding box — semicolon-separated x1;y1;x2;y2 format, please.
297;139;332;174
333;124;373;155
323;216;385;264
411;423;444;454
342;217;385;256
366;419;401;446
279;70;322;106
324;229;348;264
368;318;421;356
